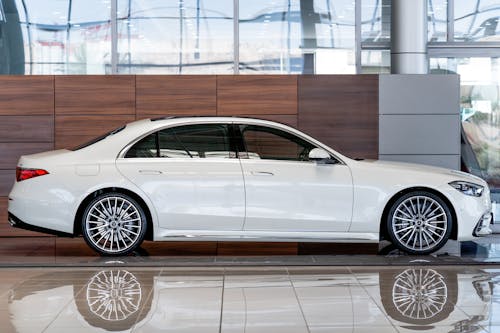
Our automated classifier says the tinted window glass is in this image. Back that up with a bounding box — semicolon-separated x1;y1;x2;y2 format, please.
159;124;234;158
125;133;157;158
240;125;316;161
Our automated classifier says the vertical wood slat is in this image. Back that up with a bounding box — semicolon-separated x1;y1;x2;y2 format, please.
55;75;135;115
298;75;379;159
136;75;217;117
217;75;298;116
0;76;54;115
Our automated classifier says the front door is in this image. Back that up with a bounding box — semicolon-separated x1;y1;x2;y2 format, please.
116;123;245;231
237;124;353;232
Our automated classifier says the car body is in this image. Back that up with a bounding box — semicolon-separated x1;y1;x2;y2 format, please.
7;117;493;255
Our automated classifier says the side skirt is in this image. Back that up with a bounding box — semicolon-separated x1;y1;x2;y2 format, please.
154;230;379;243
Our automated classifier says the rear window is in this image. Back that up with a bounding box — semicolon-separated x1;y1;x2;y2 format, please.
72;126;126;151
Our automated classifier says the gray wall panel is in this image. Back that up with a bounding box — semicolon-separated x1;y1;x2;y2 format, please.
379;74;460;170
378;154;460;170
379;114;460;154
379;74;460;115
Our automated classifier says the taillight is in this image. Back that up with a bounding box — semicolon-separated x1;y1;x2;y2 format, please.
16;167;49;182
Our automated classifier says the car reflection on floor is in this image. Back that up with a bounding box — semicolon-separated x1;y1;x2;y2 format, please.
5;266;496;332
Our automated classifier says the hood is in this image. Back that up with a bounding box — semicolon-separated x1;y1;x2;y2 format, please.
355;159;486;185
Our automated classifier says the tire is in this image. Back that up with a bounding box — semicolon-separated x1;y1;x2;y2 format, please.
82;192;147;256
386;191;452;255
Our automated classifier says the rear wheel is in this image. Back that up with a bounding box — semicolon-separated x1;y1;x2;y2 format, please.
82;192;147;256
386;191;452;255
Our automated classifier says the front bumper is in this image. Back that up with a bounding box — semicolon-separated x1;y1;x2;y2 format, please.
473;212;493;237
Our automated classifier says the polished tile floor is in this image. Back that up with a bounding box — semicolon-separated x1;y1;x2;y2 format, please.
0;265;499;332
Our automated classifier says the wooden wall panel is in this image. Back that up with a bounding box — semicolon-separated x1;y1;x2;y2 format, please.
0;76;54;115
0;116;54;142
55;76;135;115
0;143;54;169
217;76;297;115
298;75;379;159
0;171;14;197
55;115;136;149
136;75;216;117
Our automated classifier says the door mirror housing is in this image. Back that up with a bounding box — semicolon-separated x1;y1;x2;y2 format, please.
309;148;334;164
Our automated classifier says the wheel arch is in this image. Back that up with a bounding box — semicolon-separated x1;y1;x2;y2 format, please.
74;187;155;241
379;186;458;241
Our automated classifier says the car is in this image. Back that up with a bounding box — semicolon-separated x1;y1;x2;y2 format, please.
7;116;493;256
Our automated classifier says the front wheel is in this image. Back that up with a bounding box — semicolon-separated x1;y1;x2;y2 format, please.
82;192;147;256
386;191;452;255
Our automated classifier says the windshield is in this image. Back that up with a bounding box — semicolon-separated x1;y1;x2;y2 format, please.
71;125;126;151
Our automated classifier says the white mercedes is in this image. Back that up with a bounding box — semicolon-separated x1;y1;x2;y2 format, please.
7;117;493;255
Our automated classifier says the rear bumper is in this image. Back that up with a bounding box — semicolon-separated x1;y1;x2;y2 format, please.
8;213;73;237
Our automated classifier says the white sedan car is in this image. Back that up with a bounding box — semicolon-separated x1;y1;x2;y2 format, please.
8;117;493;256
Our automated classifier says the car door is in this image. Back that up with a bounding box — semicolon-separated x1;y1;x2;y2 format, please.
116;123;245;231
237;123;353;232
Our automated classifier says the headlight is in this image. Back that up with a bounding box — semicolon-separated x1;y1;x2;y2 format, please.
449;181;484;197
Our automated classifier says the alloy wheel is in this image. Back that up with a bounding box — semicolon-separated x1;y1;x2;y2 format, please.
84;195;144;254
391;195;448;252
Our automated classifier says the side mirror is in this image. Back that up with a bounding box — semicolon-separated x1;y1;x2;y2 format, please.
309;148;334;164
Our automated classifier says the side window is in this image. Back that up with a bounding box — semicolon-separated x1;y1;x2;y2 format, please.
240;125;317;161
159;124;234;158
125;133;157;158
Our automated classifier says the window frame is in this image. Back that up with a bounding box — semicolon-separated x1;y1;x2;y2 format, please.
121;122;238;159
234;123;340;164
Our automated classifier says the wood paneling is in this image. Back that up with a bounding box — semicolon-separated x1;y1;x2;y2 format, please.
136;75;216;117
0;171;14;197
55;76;135;115
216;242;298;255
0;76;54;115
0;197;50;236
55;115;136;149
217;76;297;115
0;143;54;169
0;116;54;142
298;75;379;159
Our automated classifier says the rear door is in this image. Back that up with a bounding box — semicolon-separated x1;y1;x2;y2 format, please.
116;123;245;231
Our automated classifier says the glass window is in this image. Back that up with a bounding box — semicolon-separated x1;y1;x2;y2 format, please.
125;124;234;158
428;0;447;42
361;49;390;73
125;133;157;158
116;0;234;74
454;0;500;41
240;125;316;161
239;0;355;74
430;57;500;190
10;0;111;74
361;0;391;43
159;124;234;158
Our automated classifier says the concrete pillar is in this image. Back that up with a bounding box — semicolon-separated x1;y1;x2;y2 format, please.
391;0;428;74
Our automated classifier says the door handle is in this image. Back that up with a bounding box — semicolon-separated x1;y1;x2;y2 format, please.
250;171;274;176
139;170;162;175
